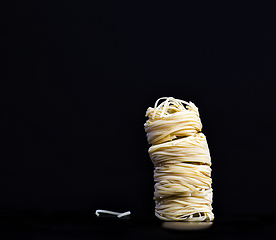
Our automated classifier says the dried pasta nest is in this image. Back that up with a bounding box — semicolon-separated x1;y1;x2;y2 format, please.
145;97;214;222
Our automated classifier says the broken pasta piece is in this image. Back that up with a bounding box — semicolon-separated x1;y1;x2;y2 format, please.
95;209;131;218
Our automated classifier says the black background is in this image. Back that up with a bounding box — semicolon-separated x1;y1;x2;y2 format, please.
1;1;276;238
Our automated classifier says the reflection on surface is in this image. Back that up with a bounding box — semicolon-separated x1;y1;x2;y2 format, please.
162;221;213;231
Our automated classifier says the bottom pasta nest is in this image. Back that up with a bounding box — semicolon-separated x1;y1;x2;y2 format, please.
155;196;214;221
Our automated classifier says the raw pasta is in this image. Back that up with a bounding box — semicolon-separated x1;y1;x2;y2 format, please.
145;97;214;221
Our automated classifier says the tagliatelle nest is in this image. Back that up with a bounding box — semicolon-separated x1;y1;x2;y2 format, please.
144;97;214;222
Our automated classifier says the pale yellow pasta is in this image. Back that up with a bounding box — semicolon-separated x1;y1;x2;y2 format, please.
145;97;202;145
145;97;214;222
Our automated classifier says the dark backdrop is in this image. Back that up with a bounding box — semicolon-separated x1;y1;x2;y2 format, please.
1;1;276;218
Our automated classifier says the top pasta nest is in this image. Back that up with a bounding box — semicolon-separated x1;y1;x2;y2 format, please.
145;97;199;120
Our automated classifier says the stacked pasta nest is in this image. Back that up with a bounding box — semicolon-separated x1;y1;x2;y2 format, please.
144;97;214;222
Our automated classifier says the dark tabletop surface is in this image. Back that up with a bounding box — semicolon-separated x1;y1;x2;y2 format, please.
1;210;276;240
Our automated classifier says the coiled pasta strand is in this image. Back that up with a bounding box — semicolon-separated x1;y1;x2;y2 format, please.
145;97;214;222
